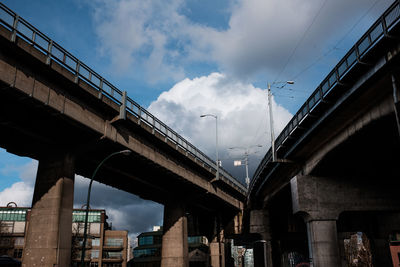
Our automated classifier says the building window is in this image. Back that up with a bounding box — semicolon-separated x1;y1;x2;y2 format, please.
91;249;99;259
105;238;123;247
13;248;23;258
72;211;101;223
0;221;13;233
103;251;123;259
89;263;98;267
133;248;160;258
92;238;100;247
0;237;11;246
138;235;153;246
102;264;122;267
14;237;24;246
0;209;27;221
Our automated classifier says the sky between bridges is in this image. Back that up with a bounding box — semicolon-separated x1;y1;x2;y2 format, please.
0;0;395;244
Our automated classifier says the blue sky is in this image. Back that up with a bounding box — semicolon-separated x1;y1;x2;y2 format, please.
0;0;396;241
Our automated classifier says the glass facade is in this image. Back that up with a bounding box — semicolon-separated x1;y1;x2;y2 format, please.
133;248;159;258
0;208;27;221
105;238;123;247
188;236;207;245
72;211;101;223
138;235;153;246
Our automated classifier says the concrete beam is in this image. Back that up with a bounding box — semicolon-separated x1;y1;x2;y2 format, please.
291;175;400;220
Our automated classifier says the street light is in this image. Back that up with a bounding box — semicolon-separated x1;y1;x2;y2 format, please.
80;149;131;267
200;114;219;182
229;145;262;188
267;81;294;162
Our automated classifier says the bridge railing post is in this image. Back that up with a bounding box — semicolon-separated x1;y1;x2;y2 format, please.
46;40;53;65
119;91;127;120
10;15;19;42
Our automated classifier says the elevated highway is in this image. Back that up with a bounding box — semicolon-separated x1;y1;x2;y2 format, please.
0;3;245;267
247;1;400;266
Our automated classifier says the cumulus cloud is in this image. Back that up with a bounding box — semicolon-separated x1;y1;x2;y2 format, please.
148;72;293;180
88;0;394;82
0;160;37;207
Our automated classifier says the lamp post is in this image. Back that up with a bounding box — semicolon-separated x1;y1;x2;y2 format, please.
80;149;131;267
229;145;262;188
267;81;294;161
200;114;219;181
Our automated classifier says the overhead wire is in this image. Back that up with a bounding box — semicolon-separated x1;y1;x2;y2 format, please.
250;0;384;152
291;0;383;81
273;0;329;84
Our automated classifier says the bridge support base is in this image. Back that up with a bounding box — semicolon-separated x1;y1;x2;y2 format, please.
250;209;273;267
210;236;225;267
22;154;75;267
161;202;189;267
306;219;340;267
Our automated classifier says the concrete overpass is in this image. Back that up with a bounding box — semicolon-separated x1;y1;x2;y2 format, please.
0;3;246;267
247;1;400;266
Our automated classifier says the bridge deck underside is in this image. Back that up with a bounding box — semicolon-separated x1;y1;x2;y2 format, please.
0;23;244;216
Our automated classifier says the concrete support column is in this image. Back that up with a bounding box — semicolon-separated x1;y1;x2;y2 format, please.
161;202;188;267
22;154;75;267
307;219;340;267
250;209;273;267
210;232;225;267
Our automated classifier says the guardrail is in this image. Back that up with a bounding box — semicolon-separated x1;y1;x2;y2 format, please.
0;3;247;194
250;0;400;194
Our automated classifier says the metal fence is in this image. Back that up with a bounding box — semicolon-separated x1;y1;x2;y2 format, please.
0;3;247;194
250;0;400;193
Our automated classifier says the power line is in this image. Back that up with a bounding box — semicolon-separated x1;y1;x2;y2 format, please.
273;0;329;84
292;0;382;81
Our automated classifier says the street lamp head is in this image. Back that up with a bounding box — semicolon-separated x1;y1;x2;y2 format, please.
200;114;217;119
286;81;295;85
119;149;132;156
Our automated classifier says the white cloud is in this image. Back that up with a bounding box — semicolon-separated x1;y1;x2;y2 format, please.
0;160;37;206
148;72;292;178
0;181;34;207
88;0;394;82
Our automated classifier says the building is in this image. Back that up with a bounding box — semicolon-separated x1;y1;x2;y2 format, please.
0;205;28;262
129;227;209;267
0;204;130;267
130;227;162;267
71;209;130;267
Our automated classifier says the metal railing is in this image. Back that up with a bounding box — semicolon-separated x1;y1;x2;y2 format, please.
0;2;247;194
250;0;400;194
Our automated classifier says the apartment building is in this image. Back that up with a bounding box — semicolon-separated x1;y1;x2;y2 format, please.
0;204;130;267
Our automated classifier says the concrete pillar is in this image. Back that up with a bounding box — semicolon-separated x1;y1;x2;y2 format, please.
250;209;273;267
22;154;75;267
307;219;340;267
161;202;188;267
210;234;225;267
